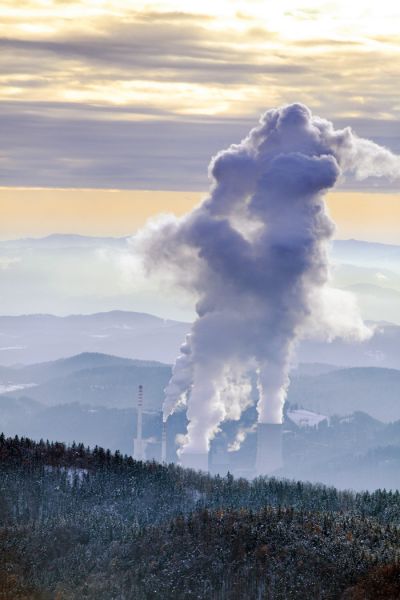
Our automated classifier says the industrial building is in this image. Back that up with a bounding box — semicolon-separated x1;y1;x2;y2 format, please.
133;385;283;477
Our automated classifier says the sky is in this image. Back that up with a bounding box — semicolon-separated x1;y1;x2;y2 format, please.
2;188;400;244
1;1;400;317
0;1;400;233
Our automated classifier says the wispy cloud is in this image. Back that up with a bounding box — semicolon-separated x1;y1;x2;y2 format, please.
1;1;400;188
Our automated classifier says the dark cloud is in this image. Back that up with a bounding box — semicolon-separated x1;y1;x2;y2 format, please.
1;101;400;190
0;103;250;189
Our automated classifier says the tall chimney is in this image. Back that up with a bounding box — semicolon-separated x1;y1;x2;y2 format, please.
134;384;144;461
161;421;167;463
255;423;283;476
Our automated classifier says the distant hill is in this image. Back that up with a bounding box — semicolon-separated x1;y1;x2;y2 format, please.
0;352;171;454
2;353;400;452
345;283;400;298
5;351;400;419
3;234;400;263
291;362;342;376
0;395;42;432
7;364;171;410
288;367;400;422
2;235;400;323
0;233;129;249
2;309;400;369
0;311;189;365
282;409;400;490
330;240;400;324
3;354;400;491
3;351;171;410
332;239;400;271
299;322;400;369
2;351;164;384
0;396;159;455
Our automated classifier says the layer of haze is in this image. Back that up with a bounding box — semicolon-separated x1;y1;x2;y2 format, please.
1;188;400;245
1;0;399;323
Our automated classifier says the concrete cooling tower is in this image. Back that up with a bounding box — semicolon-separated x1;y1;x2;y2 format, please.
180;453;209;472
255;423;283;476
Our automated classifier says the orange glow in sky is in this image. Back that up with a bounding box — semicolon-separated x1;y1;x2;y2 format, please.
0;187;399;244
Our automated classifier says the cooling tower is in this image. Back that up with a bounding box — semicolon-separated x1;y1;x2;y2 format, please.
209;437;230;476
180;453;209;472
255;423;283;476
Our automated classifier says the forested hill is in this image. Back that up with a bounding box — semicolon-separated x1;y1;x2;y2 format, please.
1;435;400;599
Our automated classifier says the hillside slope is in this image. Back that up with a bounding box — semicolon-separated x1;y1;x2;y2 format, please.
288;367;400;422
7;364;171;410
0;311;189;365
0;435;399;599
2;309;400;369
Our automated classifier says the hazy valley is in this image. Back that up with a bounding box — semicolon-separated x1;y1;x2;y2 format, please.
1;330;400;491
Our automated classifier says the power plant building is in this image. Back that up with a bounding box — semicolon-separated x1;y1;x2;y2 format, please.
133;385;284;476
162;420;283;477
180;452;209;472
255;423;283;476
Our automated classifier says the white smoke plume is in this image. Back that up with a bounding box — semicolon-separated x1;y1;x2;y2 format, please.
141;103;400;457
228;423;257;453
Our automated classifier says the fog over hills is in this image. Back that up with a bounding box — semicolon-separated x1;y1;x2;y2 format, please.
1;236;400;489
332;239;400;268
299;322;400;370
282;410;400;490
0;234;128;249
0;350;157;383
288;367;400;422
1;350;400;489
330;240;400;324
7;361;171;411
2;351;400;421
0;311;188;365
1;234;400;323
2;309;400;370
0;352;171;455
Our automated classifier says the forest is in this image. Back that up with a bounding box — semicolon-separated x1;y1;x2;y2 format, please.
0;433;399;599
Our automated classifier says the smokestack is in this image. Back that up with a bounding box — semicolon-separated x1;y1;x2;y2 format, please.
255;423;283;476
134;384;144;461
161;421;167;463
180;453;209;472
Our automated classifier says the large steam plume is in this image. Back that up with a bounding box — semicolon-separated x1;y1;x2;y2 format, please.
141;103;400;457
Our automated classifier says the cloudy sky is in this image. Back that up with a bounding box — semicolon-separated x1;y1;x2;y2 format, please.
1;1;400;318
1;0;400;240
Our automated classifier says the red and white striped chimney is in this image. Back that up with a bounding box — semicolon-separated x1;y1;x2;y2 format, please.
134;384;144;460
